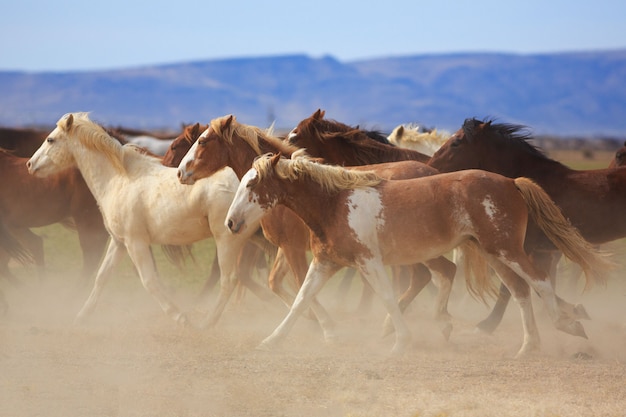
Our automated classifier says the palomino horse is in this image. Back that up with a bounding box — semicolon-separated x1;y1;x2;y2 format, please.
0;149;109;283
27;113;276;327
387;124;450;156
225;153;610;356
428;118;625;333
286;110;457;329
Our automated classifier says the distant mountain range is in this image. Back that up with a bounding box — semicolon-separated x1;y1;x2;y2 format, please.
2;50;625;137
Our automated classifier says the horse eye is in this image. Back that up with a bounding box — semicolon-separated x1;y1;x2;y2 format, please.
246;178;258;188
451;138;463;147
46;137;55;144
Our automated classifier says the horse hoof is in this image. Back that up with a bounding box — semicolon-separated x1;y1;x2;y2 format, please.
556;319;588;339
440;322;453;341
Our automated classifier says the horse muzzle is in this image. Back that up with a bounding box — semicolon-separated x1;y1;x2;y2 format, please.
226;217;245;234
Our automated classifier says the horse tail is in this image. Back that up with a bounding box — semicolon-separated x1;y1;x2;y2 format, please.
161;244;195;269
0;221;33;265
513;177;614;290
459;239;499;303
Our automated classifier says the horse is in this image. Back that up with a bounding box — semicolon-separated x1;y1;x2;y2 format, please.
609;140;626;168
26;112;277;327
0;126;49;157
285;110;458;330
162;122;274;301
176;115;459;336
428;118;626;333
225;153;610;356
0;148;110;283
387;124;451;156
286;109;431;165
127;135;175;156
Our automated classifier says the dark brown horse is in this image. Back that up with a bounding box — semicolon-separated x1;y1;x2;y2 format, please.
428;118;625;333
0;149;109;283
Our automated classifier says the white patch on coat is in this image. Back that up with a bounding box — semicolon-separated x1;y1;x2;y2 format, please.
482;195;498;221
346;188;384;260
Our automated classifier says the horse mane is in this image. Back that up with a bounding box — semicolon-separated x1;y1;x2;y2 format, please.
463;118;551;161
253;153;382;193
183;123;208;145
210;115;297;156
60;112;154;173
322;129;419;165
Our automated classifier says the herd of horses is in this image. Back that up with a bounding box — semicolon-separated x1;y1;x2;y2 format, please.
1;110;625;357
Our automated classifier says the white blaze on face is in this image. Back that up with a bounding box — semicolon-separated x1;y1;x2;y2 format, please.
346;188;385;259
225;168;265;232
286;128;297;142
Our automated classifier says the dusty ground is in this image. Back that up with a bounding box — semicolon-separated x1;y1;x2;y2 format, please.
1;260;625;417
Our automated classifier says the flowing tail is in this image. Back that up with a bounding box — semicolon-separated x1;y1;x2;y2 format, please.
0;221;34;265
514;177;614;290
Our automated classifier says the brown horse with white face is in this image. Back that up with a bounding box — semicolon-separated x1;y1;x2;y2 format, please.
428;118;626;333
225;153;611;357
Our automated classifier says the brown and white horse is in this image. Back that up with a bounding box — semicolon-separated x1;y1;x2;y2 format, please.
224;153;611;356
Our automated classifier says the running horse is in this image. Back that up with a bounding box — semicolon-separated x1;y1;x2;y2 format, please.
428;118;625;333
177;115;454;335
286;110;457;331
225;153;610;356
27;113;276;327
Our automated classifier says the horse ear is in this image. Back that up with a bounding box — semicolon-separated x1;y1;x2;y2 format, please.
313;109;325;120
222;115;234;131
65;113;74;130
270;152;281;167
190;123;200;136
397;126;404;138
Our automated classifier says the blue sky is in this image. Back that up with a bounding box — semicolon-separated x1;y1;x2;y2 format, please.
2;0;625;72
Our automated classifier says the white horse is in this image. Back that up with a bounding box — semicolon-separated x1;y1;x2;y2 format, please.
387;124;450;156
127;135;175;156
27;112;273;327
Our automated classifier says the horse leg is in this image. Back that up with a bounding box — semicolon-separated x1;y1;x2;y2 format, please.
382;263;430;337
75;239;126;323
359;260;412;355
125;240;187;325
236;243;276;302
14;229;45;281
198;246;221;299
424;257;457;322
475;283;512;334
73;214;110;282
258;258;341;350
483;257;540;358
0;249;21;286
267;248;297;307
495;250;588;340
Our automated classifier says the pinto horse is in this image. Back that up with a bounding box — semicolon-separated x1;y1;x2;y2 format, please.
27;113;276;327
286;110;458;330
0;149;109;283
428;118;625;333
225;153;610;356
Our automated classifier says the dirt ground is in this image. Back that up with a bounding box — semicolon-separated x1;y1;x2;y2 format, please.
1;260;625;417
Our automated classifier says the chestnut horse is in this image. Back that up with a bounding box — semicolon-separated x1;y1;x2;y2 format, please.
428;118;625;333
0;127;49;157
225;153;610;356
27;113;276;327
0;149;109;283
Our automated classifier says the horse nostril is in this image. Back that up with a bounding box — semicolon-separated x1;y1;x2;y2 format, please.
177;169;182;179
227;219;234;230
26;161;32;169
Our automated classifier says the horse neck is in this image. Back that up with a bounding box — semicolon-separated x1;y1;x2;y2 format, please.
273;176;340;242
71;142;125;202
230;136;293;179
483;147;568;179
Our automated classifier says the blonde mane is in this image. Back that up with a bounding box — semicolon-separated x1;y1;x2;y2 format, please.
59;112;160;173
209;115;298;156
253;154;382;193
388;124;450;155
